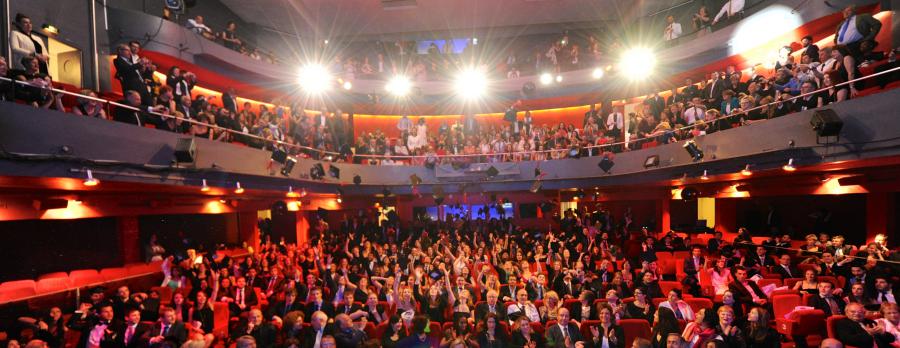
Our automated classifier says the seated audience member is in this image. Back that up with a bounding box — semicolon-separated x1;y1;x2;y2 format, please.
333;313;367;348
220;21;242;51
625;287;655;323
742;307;779;347
594;304;625;348
233;309;276;348
834;302;895;347
792;269;820;295
728;267;767;308
874;276;898;305
682;308;717;348
148;307;187;348
659;289;695;321
714;305;745;347
876;303;900;345
712;0;745;25
808;281;845;316
187;16;215;40
223;276;258;317
508;289;541;324
396;315;439;348
652;307;681;348
72;90;108;119
774;254;801;279
510;315;544;348
545;308;584;348
476;290;508;323
819;338;843;348
381;315;407;348
476;313;508;348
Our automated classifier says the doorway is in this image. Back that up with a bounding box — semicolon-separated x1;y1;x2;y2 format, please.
47;37;82;87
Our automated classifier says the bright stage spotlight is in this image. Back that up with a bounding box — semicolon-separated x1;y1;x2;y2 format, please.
385;75;412;96
592;68;604;79
297;64;332;94
342;81;353;90
539;73;553;85
619;47;656;80
454;68;487;99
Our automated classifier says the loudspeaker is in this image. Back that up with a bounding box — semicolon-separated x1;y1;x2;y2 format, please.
597;157;614;173
271;149;288;164
174;138;196;163
810;109;843;137
681;187;700;201
485;166;499;177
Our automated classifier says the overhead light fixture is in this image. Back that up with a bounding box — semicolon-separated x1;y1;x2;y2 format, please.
701;170;710;180
297;64;333;94
310;163;326;180
286;186;300;198
83;169;99;186
280;157;297;176
454;68;488;99
620;47;656;80
300;187;308;197
539;73;553;85
783;158;796;172
234;182;245;194
683;140;704;161
644;155;659;169
555;75;563;83
592;68;604;79
353;175;362;185
42;24;59;36
286;201;301;211
336;196;342;204
385;75;412;96
740;164;753;176
342;81;353;90
200;179;210;192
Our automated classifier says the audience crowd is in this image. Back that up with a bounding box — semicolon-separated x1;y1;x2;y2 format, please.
2;207;899;348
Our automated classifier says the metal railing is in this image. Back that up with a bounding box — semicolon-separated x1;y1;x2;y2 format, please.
2;64;898;165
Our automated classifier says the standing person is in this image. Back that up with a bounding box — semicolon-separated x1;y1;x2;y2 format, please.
113;44;150;106
10;13;49;75
664;15;683;41
834;5;882;62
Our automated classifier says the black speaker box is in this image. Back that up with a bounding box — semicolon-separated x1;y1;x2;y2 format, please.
810;109;843;137
174;138;196;163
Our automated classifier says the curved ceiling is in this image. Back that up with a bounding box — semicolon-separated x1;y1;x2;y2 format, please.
219;0;679;39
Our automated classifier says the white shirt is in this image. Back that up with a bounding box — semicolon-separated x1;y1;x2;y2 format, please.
714;0;746;23
837;16;863;45
313;328;324;348
186;19;212;35
87;321;109;348
606;113;623;131
683;106;705;124
507;302;540;323
664;22;683;40
876;289;896;304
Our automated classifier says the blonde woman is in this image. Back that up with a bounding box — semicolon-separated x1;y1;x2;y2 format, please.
539;291;563;323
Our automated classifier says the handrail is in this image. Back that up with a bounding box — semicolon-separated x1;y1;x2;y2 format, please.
3;64;898;164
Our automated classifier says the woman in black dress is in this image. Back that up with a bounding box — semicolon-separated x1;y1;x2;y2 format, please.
743;307;780;348
650;307;680;348
476;313;508;348
381;315;407;348
510;316;544;348
624;288;655;323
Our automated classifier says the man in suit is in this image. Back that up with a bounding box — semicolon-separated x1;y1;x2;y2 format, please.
112;287;136;322
332;314;367;348
643;92;666;119
233;309;276;348
451;276;475;301
545;308;584;348
263;267;286;299
843;265;877;299
300;311;334;348
119;308;150;348
267;289;304;322
826;235;854;261
222;87;238;114
807;281;845;316
500;274;521;302
297;274;319;303
114;91;159;126
834;5;882;61
113;44;150;106
728;267;768;307
554;272;580;300
67;303;124;348
834;302;895;348
745;245;774;277
773;254;801;279
335;291;365;320
703;72;725;109
148;308;186;348
224;277;258;318
527;274;550;302
682;246;706;296
816;251;849;278
475;290;508;322
304;288;336;320
874;276;898;305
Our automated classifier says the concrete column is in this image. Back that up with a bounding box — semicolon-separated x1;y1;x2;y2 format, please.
659;199;671;233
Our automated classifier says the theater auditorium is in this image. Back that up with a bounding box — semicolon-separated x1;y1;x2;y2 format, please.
0;0;899;348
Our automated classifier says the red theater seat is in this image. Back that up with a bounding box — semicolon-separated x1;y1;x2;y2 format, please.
374;322;390;340
756;278;782;289
579;320;601;339
36;277;71;294
69;269;104;287
659;281;682;295
38;272;69;280
213;301;230;338
619;319;651;344
530;321;546;336
100;267;129;282
363;322;376;339
685;298;713;312
776;309;826;344
0;281;37;302
783;278;803;289
772;294;802;319
428;322;442;341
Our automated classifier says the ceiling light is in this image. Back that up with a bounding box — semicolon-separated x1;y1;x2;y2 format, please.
336;196;342;204
200;179;210;192
286;186;299;198
740;164;753;176
620;47;656;80
701;170;710;180
385;75;412;96
783;158;796;172
83;169;99;186
454;68;487;99
234;182;245;194
539;73;553;85
592;68;604;79
300;187;308;197
555;75;563;83
342;81;353;90
297;64;332;94
286;201;301;211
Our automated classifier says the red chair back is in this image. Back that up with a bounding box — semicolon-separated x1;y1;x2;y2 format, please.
783;278;804;289
826;315;845;338
756;278;782;289
619;319;652;344
772;294;801;319
529;321;545;336
684;298;713;312
658;281;682;295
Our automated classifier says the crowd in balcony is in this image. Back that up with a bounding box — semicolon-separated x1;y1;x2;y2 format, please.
2;204;899;348
1;5;898;167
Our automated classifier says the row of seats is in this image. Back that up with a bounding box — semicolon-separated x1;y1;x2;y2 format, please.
0;249;249;304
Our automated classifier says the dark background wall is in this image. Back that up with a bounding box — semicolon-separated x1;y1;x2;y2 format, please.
138;213;236;258
0;218;119;282
735;194;868;244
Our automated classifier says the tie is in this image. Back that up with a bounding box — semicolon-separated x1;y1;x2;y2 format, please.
561;325;568;340
285;303;292;315
538;286;543;299
162;325;170;336
489;305;496;314
882;292;889;303
125;325;135;343
674;305;684;320
838;17;852;43
826;298;839;314
314;329;323;348
784;266;792;278
238;288;244;306
269;277;277;292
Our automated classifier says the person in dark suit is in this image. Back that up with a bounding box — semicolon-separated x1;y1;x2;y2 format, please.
224;277;258;317
728;267;768;307
334;290;365;320
682;246;706;296
834;302;896;348
544;308;584;348
843;265;877;299
304;288;336;320
815;251;848;278
119;308;151;348
267;289;304;322
67;303;124;348
746;245;775;277
834;4;882;60
703;72;725;109
113;44;150;106
475;290;508;323
299;311;334;348
569;291;596;322
773;254;801;279
501;275;523;302
147;308;187;348
222;87;238;114
333;313;367;348
807;281;845;316
113;91;158;127
263;267;287;299
245;268;265;290
232;309;277;348
553;273;581;299
643;92;666;119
